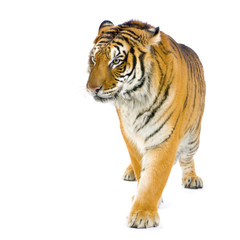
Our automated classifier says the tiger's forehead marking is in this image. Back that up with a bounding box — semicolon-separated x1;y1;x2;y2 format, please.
109;42;128;59
92;39;129;62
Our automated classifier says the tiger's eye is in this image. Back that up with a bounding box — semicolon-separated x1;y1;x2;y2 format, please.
113;59;120;64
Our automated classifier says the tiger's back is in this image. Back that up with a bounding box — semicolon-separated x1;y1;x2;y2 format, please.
87;20;205;228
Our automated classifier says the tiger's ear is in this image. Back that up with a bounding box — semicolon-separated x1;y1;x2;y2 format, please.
148;27;161;46
98;20;114;36
94;20;114;44
99;20;114;31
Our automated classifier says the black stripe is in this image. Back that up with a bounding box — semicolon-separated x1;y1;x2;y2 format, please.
138;51;145;79
124;29;139;38
183;93;188;110
154;48;168;66
159;42;173;55
114;45;120;56
194;115;202;133
188;143;199;155
169;37;182;59
145;111;174;142
127;72;136;83
123;52;129;62
192;75;197;110
115;78;124;83
136;83;170;132
145;114;180;150
115;45;120;51
124;47;136;78
104;30;118;35
125;77;146;94
115;35;130;44
161;114;180;144
189;139;199;147
97;40;110;45
157;114;180;145
112;40;123;47
99;35;113;40
121;32;139;41
154;55;164;76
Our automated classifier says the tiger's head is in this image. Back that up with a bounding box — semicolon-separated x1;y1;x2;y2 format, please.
86;20;161;103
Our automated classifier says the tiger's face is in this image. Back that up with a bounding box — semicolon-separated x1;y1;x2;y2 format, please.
86;20;161;103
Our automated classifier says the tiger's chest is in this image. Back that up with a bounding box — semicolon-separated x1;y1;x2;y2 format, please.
120;107;146;154
118;103;171;155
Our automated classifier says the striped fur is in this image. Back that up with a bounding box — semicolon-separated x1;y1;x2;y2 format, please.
87;20;206;228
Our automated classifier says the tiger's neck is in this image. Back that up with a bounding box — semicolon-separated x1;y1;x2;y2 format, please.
115;75;157;111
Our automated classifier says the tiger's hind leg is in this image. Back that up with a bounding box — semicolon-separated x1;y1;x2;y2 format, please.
122;164;136;181
179;157;203;189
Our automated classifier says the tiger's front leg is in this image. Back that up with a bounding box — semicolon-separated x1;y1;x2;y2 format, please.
128;140;178;228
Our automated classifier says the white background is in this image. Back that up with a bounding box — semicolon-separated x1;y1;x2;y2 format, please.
1;0;240;239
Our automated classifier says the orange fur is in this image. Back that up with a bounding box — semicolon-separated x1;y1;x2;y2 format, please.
87;20;206;228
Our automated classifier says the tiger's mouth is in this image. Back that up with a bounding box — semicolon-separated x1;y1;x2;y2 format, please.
91;87;122;103
93;94;115;103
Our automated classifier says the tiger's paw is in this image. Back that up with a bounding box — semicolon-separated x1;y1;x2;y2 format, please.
128;210;160;228
122;165;136;181
183;176;203;189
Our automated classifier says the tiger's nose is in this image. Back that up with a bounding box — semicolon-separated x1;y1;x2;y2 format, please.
88;86;102;94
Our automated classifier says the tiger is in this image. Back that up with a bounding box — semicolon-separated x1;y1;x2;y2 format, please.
86;20;206;228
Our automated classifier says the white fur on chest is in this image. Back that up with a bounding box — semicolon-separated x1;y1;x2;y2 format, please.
118;103;171;155
120;106;146;154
